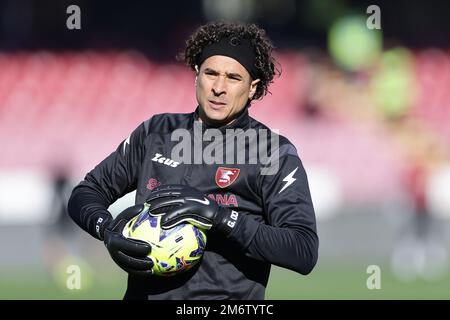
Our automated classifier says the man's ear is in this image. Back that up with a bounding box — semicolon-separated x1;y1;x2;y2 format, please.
249;79;261;100
195;65;199;84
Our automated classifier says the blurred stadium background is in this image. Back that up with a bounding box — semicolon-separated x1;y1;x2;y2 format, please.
0;0;450;299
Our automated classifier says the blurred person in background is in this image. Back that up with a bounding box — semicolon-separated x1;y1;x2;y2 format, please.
389;117;449;281
42;164;79;274
67;22;319;300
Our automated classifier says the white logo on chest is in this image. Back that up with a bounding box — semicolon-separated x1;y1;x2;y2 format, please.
219;170;234;183
152;153;180;168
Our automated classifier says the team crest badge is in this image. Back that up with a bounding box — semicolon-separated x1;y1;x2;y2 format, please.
215;167;240;188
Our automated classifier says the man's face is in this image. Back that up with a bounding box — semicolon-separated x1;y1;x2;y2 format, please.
196;55;260;126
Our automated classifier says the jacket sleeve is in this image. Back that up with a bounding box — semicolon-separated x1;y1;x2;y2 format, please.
226;143;319;275
67;121;148;240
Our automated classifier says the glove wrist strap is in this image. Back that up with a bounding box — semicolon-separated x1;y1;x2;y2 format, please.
214;207;240;236
94;214;112;241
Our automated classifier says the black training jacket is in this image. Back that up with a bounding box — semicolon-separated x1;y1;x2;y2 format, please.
68;106;319;300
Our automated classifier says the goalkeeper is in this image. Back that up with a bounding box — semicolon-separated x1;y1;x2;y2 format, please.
68;21;319;300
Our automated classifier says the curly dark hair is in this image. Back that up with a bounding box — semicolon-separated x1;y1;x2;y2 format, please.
178;22;280;101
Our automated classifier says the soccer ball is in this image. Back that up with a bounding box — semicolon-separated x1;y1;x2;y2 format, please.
122;203;207;276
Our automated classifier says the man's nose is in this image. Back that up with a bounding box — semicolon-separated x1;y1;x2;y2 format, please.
212;76;226;96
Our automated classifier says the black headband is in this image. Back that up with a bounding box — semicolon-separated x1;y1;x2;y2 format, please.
196;37;259;80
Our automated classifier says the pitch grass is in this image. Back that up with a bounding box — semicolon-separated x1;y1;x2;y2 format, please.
267;264;450;300
0;263;449;300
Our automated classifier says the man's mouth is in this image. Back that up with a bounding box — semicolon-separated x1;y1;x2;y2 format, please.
208;100;226;110
209;100;226;105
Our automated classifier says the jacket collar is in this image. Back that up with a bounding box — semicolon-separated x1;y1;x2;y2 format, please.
192;105;250;133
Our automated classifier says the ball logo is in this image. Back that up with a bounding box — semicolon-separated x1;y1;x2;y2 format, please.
215;167;240;188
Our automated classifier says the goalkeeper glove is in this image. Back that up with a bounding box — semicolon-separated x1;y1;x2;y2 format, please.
146;184;240;236
100;204;154;277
